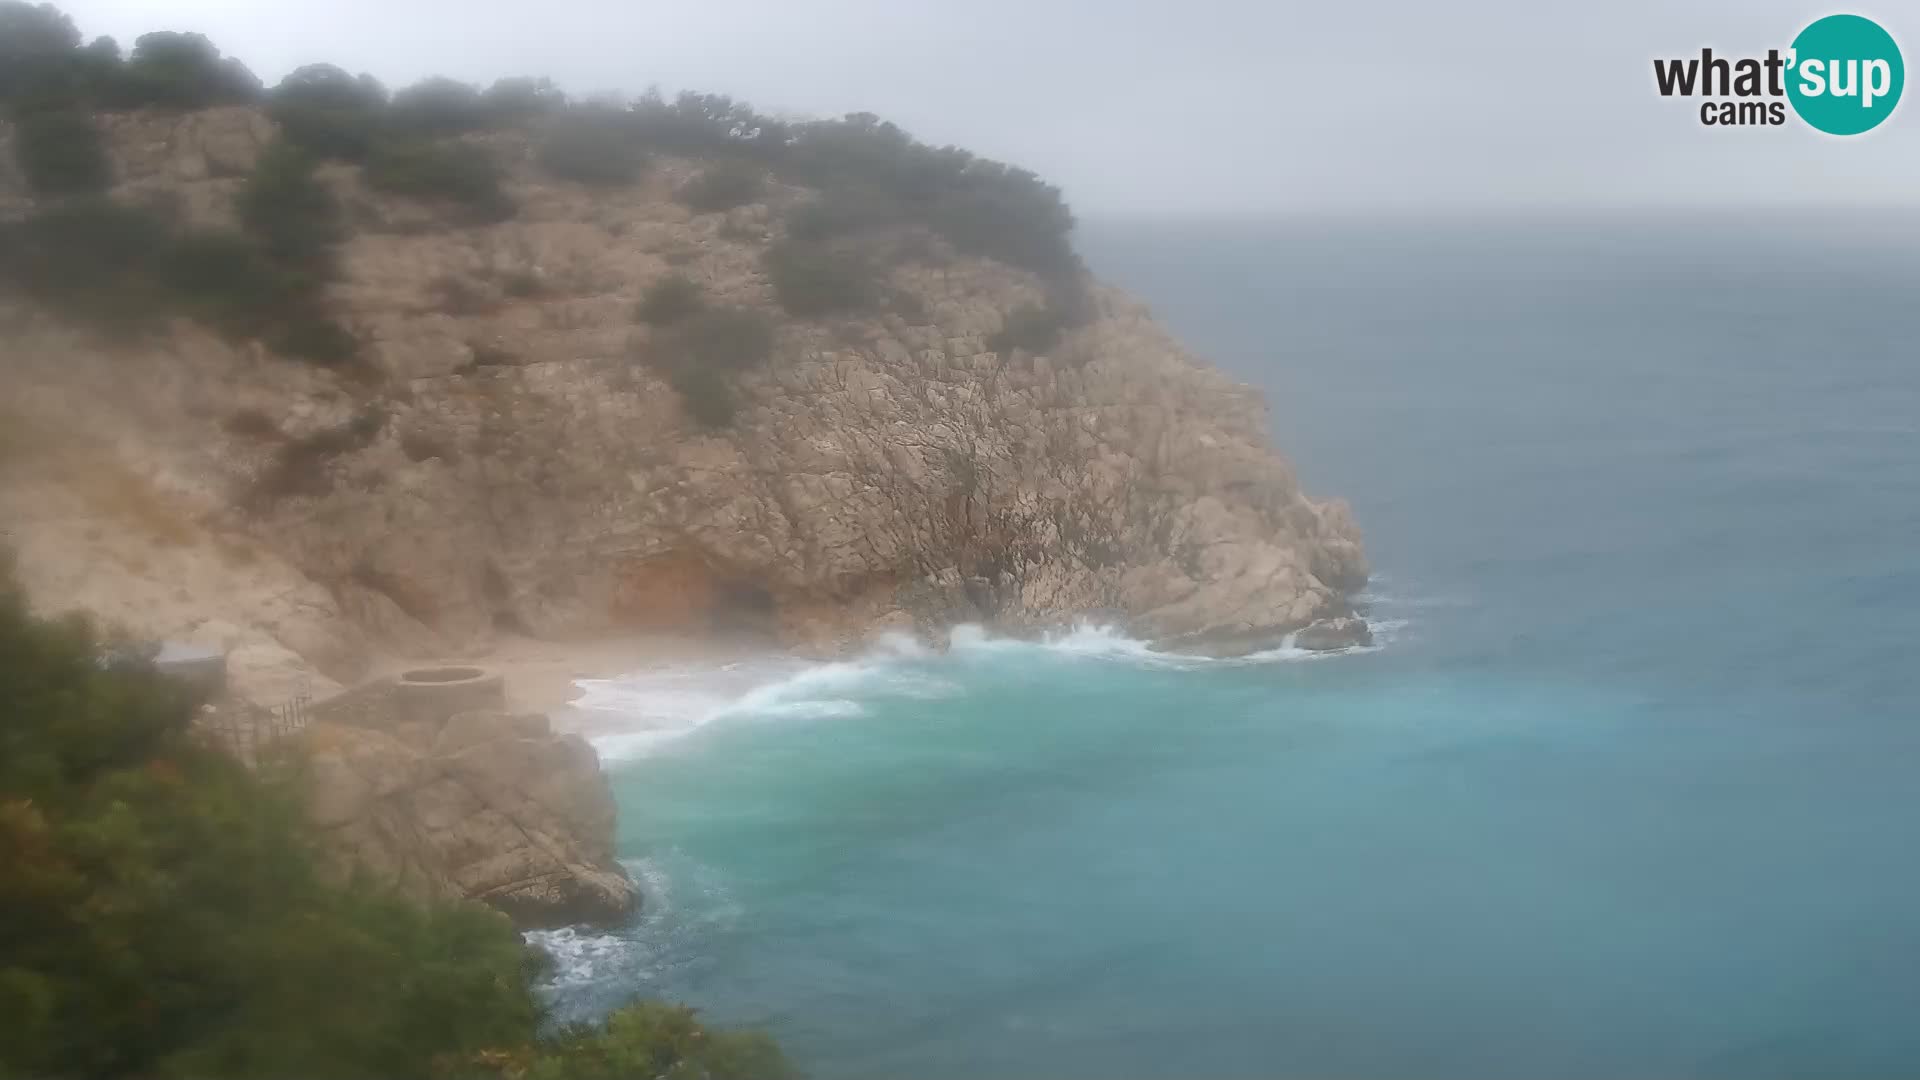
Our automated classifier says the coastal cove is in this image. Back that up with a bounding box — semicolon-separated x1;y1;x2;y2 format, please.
536;215;1920;1079
7;2;1916;1077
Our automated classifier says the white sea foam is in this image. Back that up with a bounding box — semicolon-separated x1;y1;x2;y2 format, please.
566;611;1403;761
525;924;644;990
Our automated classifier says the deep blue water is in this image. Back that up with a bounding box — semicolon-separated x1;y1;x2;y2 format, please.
544;215;1920;1078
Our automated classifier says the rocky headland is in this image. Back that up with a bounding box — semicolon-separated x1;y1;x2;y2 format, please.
1;103;1366;704
1;90;1365;924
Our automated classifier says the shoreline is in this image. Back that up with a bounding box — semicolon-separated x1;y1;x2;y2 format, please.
369;631;764;718
364;611;1379;720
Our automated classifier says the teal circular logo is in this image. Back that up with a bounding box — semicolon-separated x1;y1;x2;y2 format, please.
1787;14;1904;135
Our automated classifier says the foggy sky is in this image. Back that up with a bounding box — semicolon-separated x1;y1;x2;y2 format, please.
45;0;1920;215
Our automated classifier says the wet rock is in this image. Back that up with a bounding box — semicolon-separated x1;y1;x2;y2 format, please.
1293;616;1373;652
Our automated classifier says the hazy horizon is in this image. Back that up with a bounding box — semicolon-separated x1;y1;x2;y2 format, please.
41;0;1920;216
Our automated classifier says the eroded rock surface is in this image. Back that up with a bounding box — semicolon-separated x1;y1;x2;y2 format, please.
1;106;1367;696
298;678;637;927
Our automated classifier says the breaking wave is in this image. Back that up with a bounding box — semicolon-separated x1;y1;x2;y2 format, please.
566;614;1403;763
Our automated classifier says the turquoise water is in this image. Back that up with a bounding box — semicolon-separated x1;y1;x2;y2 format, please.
539;215;1920;1078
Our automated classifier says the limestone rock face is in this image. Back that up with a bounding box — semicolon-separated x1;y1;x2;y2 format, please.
298;678;637;928
2;107;1367;684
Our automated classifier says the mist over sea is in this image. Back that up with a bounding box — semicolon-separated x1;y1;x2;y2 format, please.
536;214;1920;1079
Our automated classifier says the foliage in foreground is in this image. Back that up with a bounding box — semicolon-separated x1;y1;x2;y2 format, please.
0;569;795;1080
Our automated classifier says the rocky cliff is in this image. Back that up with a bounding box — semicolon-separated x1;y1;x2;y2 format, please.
0;106;1366;702
293;668;637;928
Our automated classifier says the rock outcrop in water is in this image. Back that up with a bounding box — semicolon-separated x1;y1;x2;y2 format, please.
0;105;1367;703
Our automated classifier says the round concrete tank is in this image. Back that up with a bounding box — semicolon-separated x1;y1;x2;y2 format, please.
392;666;506;729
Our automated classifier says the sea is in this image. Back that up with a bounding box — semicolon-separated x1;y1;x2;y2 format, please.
531;213;1920;1079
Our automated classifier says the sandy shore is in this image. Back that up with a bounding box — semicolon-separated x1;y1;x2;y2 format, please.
370;631;756;717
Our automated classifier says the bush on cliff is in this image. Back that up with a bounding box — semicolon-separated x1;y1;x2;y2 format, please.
267;63;388;161
763;238;879;317
0;1;81;73
635;273;703;326
110;29;259;109
663;362;732;428
677;159;765;213
0;1;84;107
498;1002;799;1080
482;75;568;120
364;137;512;218
628;88;788;159
6;0;1095;359
238;140;342;267
0;567;794;1079
678;306;774;371
778;112;1081;280
10;105;110;195
639;306;775;429
536;108;647;187
988;302;1066;356
388;75;487;136
0;199;356;364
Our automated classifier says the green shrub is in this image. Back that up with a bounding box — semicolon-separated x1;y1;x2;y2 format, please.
165;228;283;314
677;306;774;371
628;88;787;158
266;310;358;366
0;572;799;1074
635;273;703;326
764;238;878;316
0;1;81;73
238;140;341;266
364;138;511;218
12;106;110;195
669;365;737;429
784;191;881;244
639;306;773;429
0;200;172;333
0;575;542;1080
0;199;356;364
779;112;1080;278
677;160;765;213
535;109;645;186
482;75;567;121
510;1002;798;1080
0;1;90;109
111;30;259;108
988;302;1066;356
388;75;485;135
267;64;387;161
